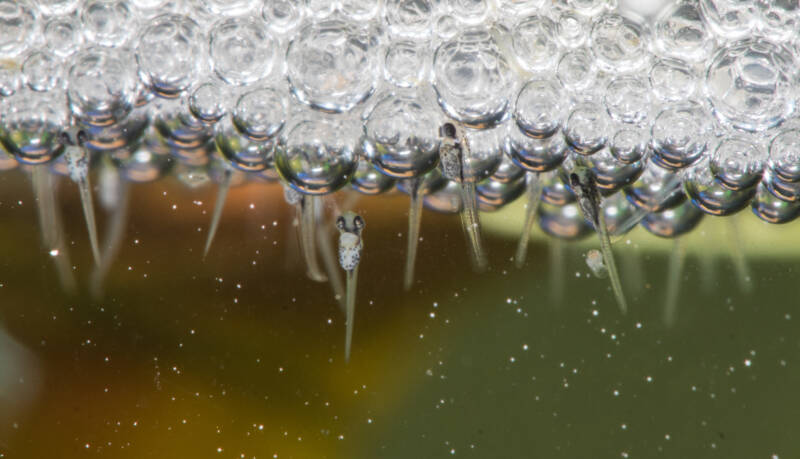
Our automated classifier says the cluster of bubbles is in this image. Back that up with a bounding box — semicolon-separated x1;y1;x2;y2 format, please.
2;0;800;250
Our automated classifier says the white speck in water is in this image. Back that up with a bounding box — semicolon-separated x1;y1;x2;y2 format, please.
744;359;752;367
592;310;599;317
665;434;671;440
522;344;528;351
613;390;620;397
49;249;59;257
367;418;373;424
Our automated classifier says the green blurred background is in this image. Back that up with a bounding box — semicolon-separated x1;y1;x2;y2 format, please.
1;168;798;458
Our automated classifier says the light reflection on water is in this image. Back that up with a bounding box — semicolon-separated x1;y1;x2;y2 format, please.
0;170;798;458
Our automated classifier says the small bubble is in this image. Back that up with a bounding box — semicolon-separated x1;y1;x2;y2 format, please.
744;359;752;367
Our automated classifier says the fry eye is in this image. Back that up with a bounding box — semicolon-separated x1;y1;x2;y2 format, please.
336;216;346;232
569;172;580;188
58;131;72;146
354;215;365;231
76;130;88;146
440;122;457;139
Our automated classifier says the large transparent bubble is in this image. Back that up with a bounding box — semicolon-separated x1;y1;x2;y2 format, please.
624;162;686;212
386;0;435;39
215;117;276;173
752;178;800;224
651;101;712;170
705;38;796;133
755;0;799;42
384;40;430;89
286;19;379;114
768;128;800;183
261;0;304;35
81;0;135;47
22;50;63;92
275;115;359;195
698;0;756;41
67;46;139;127
0;90;68;165
0;0;36;58
590;13;649;74
210;16;277;86
710;135;765;190
44;14;84;58
514;78;564;140
188;82;228;125
555;11;588;49
654;0;713;62
537;202;593;241
649;58;696;102
232;87;287;142
571;147;644;194
433;28;516;129
609;126;648;164
362;94;441;179
563;97;610;155
136;14;207;98
641;200;704;238
684;157;758;216
506;125;567;173
557;48;596;92
510;15;559;73
604;75;651;126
